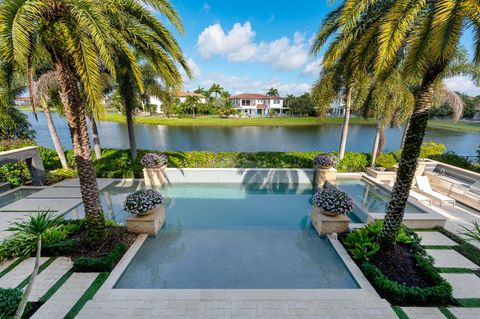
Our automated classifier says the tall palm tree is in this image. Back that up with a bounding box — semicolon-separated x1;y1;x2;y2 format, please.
267;87;279;96
35;71;70;169
183;95;200;117
209;83;223;98
0;0;189;240
311;0;480;246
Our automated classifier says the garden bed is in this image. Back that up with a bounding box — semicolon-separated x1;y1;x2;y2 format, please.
341;222;453;306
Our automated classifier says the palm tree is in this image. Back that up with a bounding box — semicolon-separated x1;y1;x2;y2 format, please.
183;95;200;117
8;211;63;319
311;0;480;246
267;88;279;96
35;71;70;169
209;83;223;99
0;0;189;240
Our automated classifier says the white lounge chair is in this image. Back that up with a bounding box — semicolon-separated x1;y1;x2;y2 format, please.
415;176;455;206
409;190;432;206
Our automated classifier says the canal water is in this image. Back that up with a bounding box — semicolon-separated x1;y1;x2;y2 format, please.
24;111;479;155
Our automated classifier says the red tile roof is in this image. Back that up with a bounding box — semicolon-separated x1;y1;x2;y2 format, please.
176;91;206;98
256;104;267;109
229;93;283;100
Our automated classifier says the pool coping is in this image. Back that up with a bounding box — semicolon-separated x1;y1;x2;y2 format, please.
95;232;383;302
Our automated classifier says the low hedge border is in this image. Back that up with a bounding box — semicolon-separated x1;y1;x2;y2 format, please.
435;227;480;267
359;228;453;306
72;242;127;272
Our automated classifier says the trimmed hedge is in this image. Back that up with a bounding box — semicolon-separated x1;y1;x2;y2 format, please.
362;254;452;306
72;242;127;272
0;288;22;317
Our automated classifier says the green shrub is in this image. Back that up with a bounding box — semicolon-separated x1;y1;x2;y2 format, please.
430;152;477;171
375;153;397;170
0;288;22;317
73;242;127;272
362;256;452;305
336;152;370;172
343;227;380;261
46;168;77;184
419;141;446;159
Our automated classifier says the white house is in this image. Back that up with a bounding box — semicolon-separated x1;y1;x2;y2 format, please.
330;94;346;117
149;91;207;113
473;104;480;120
229;93;287;116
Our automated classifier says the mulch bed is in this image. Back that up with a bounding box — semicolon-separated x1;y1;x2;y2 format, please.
368;244;435;288
68;226;137;259
24;302;43;319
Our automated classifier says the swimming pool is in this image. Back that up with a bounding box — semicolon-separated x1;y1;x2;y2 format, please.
104;181;358;289
0;188;43;209
328;179;427;223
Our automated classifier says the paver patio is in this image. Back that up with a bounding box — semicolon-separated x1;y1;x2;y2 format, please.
417;231;457;246
448;307;480;319
401;307;446;319
0;257;48;288
426;249;479;269
31;272;98;319
441;273;480;299
28;257;73;301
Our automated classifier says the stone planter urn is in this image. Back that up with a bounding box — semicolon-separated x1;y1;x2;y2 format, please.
313;154;338;188
126;204;165;236
310;206;349;235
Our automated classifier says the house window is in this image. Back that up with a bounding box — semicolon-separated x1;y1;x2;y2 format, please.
242;99;251;106
274;100;280;104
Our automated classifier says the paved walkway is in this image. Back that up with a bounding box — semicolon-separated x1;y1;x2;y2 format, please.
32;272;98;319
28;257;72;301
0;257;49;288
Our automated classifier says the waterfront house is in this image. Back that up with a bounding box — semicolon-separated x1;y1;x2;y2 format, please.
330;94;346;117
229;93;287;116
150;91;207;113
13;97;31;106
473;104;480;120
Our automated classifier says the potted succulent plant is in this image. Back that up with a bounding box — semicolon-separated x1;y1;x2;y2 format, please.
141;153;168;169
312;188;354;217
313;153;338;169
124;189;164;216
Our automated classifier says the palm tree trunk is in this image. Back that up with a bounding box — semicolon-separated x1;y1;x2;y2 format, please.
43;105;70;169
89;115;102;160
378;126;386;155
400;118;410;149
371;124;381;168
380;75;436;247
54;61;106;241
27;50;38;122
14;237;41;319
126;107;137;160
338;87;352;159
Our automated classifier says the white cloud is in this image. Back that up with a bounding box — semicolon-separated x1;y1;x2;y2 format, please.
192;73;311;96
197;22;309;70
444;75;480;96
302;58;323;77
201;2;210;13
181;58;202;82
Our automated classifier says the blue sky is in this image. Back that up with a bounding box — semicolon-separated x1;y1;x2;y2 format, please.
158;1;480;96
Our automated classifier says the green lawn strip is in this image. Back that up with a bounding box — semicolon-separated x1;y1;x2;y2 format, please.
0;257;26;278
392;306;409;319
456;298;480;307
435;228;480;267
424;245;455;250
63;272;109;319
438;307;457;319
38;270;73;303
436;268;473;274
16;257;56;290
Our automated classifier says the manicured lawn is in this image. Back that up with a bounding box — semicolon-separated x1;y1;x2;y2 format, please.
98;113;377;126
427;120;480;133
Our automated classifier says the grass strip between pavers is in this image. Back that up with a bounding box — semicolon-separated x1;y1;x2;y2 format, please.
392;306;409;319
39;270;73;303
424;245;455;250
63;272;109;319
435;227;480;267
437;267;473;274
456;298;480;307
439;307;457;319
0;257;26;278
16;257;56;290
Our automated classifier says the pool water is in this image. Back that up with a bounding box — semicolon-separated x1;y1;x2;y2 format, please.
108;182;358;289
329;179;427;223
0;188;43;209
